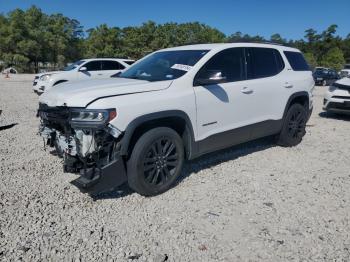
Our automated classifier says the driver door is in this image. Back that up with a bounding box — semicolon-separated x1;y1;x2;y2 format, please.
193;48;253;149
78;60;104;80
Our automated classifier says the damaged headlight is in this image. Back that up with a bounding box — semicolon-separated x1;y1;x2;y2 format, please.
70;109;117;127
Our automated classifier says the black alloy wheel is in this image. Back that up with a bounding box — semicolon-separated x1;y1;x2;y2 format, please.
142;137;179;186
277;103;307;147
127;127;184;196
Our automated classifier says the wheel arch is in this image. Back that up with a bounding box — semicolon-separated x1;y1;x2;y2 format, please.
283;91;310;119
53;79;68;86
120;110;197;160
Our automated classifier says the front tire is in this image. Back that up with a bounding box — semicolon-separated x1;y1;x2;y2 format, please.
127;127;184;196
277;103;307;147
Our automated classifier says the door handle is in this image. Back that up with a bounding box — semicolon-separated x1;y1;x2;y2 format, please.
97;73;103;76
284;83;293;88
241;87;253;94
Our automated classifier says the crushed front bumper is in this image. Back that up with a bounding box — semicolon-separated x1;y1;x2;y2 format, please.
37;104;127;195
71;157;127;195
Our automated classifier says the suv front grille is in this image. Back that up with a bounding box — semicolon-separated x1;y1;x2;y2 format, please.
334;82;350;91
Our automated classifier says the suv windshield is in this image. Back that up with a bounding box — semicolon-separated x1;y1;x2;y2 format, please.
63;60;85;71
119;50;209;81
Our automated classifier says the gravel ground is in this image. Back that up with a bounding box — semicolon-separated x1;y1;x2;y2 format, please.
0;74;350;261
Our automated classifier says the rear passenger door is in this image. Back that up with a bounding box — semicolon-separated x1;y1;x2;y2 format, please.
244;47;289;125
101;60;125;77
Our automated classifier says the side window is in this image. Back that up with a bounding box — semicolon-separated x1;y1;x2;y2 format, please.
195;48;245;84
124;60;135;65
246;47;284;79
102;60;125;70
84;61;102;71
283;51;310;71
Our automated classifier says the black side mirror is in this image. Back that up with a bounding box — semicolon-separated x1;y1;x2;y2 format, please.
194;70;227;86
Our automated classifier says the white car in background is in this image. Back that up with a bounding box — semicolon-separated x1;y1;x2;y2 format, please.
339;69;350;78
33;58;134;94
323;76;350;115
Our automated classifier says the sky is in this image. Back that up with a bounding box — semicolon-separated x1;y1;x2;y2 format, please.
1;0;349;40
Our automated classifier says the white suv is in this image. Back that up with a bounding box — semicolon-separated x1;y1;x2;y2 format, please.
33;58;134;94
323;76;350;114
37;43;314;196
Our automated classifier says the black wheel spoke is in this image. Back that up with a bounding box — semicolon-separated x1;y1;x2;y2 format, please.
145;169;156;183
165;143;175;157
165;166;172;175
162;140;171;154
167;154;178;161
151;169;160;184
159;169;167;183
142;136;179;186
166;160;178;167
156;140;162;154
144;163;155;172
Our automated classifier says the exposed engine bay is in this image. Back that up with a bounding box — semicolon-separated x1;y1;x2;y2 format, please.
37;103;127;194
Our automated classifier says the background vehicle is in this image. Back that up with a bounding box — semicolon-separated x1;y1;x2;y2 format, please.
313;68;340;86
339;69;350;78
37;43;314;196
323;77;350;115
32;58;134;94
2;67;17;74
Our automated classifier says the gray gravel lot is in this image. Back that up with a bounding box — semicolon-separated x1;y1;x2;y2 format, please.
0;74;350;261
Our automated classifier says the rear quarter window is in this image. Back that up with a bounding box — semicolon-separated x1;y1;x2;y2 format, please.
284;51;310;71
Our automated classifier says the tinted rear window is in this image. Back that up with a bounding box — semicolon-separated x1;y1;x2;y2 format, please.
246;47;284;79
124;61;135;65
284;51;310;71
102;60;125;70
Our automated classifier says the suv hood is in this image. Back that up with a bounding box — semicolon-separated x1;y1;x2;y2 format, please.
39;77;172;107
35;71;62;77
336;77;350;86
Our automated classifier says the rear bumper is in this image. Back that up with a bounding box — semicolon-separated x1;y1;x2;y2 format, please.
71;156;127;195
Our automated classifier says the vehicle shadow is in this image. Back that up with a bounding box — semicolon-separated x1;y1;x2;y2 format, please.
0;123;18;131
93;136;276;200
319;111;350;121
175;136;276;186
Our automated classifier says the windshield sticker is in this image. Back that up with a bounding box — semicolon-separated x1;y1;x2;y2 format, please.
171;64;193;72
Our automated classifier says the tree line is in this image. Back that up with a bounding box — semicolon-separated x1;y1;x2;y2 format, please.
0;6;349;73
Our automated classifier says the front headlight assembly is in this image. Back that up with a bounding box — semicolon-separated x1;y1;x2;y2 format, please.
70;109;117;128
40;74;52;81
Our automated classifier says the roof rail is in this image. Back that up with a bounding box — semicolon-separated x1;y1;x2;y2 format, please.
228;40;293;47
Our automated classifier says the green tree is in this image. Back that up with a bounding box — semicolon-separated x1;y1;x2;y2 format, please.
270;33;286;44
304;52;317;69
321;47;345;71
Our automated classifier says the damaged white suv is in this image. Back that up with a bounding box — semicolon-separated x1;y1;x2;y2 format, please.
38;43;314;196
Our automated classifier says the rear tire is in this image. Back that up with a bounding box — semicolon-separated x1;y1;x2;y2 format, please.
127;127;184;196
277;103;307;147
